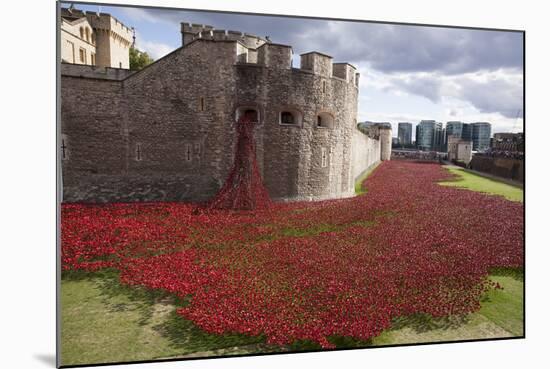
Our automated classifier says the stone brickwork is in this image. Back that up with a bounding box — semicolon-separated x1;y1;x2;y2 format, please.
352;130;381;182
469;156;524;182
61;24;389;203
60;7;132;69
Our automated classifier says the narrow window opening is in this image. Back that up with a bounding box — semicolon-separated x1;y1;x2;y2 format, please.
244;109;258;122
280;111;295;124
236;107;260;123
321;148;328;168
200;97;205;111
186;144;192;161
317;113;335;129
61;138;68;160
194;143;201;158
322;80;326;93
79;48;86;64
136;144;142;161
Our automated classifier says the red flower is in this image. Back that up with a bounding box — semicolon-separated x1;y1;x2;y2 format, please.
61;161;523;347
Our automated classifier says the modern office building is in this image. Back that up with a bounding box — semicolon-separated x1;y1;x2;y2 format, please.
445;121;473;152
416;120;444;151
446;121;464;138
471;122;492;151
397;122;413;147
461;123;472;141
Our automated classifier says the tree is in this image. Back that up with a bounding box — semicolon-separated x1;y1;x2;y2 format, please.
129;47;153;71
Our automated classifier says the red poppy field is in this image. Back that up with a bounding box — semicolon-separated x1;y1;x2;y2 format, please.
61;161;524;349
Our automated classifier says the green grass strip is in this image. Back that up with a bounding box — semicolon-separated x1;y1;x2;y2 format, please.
440;166;523;202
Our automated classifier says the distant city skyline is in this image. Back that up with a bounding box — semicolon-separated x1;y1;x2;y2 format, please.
67;2;524;136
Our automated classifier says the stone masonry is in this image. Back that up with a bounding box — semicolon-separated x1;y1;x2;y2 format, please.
60;22;390;203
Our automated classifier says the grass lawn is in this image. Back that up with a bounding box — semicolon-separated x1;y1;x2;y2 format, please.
439;166;523;202
60;162;523;364
60;270;274;366
61;269;523;365
371;273;523;346
355;162;380;195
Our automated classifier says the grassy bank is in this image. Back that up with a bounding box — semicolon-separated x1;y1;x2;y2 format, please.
440;166;523;202
355;162;380;195
61;269;523;365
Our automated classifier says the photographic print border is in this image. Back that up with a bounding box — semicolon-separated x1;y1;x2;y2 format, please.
55;1;526;367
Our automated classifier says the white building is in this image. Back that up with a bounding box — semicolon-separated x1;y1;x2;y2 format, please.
447;135;472;165
60;7;133;69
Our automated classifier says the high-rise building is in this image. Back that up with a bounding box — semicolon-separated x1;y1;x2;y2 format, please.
445;121;469;152
446;121;464;138
471;122;492;151
435;124;445;152
416;120;443;151
397;122;413;147
461;123;472;141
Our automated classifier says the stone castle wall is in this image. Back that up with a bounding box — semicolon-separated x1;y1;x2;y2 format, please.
351;130;381;182
469;156;524;182
61;38;385;203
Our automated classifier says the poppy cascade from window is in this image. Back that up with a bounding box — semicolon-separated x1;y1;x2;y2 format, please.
207;114;271;210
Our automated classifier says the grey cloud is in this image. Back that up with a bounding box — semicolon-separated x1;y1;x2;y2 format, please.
456;77;523;118
303;22;523;75
116;5;523;119
119;6;523;75
386;74;443;103
384;72;523;119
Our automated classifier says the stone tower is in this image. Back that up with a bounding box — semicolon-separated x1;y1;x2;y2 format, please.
378;125;393;161
86;12;133;69
60;7;133;69
60;21;390;203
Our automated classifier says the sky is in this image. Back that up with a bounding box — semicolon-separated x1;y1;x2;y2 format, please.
66;2;524;138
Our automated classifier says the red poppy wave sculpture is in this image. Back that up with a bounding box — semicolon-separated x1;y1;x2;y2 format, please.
62;159;523;348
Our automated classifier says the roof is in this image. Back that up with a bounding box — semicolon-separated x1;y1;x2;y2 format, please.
332;62;357;68
257;42;292;49
61;7;132;32
300;51;333;59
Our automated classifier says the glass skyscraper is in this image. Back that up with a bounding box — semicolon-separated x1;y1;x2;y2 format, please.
397;122;413;146
471;122;492;151
416;120;443;151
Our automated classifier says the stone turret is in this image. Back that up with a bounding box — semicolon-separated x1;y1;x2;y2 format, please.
300;52;333;77
61;20;386;203
181;23;214;45
85;12;133;69
377;124;393;161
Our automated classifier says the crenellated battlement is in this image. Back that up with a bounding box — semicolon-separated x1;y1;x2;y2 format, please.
299;53;360;87
61;6;132;69
181;22;266;48
180;22;359;87
256;43;293;69
62;16;385;204
85;11;133;42
300;52;332;77
332;63;359;86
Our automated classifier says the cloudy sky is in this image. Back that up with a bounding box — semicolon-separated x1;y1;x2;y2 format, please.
69;2;524;138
